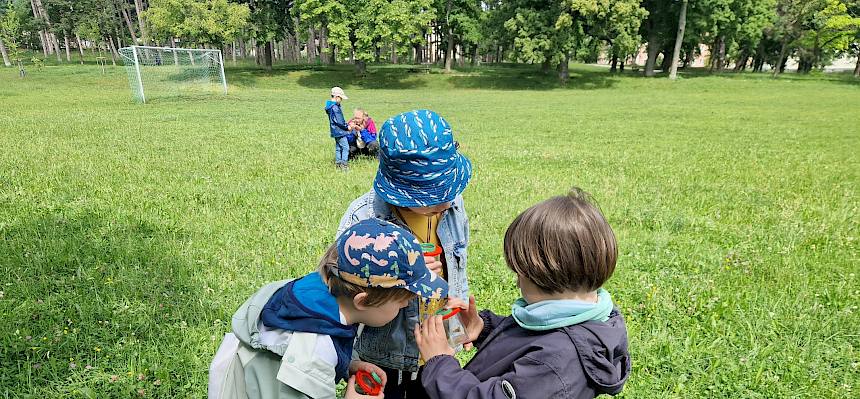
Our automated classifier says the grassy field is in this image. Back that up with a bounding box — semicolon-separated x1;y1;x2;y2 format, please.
1;62;858;398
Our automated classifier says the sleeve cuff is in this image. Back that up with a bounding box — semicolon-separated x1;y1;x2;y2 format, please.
424;354;457;368
476;312;495;345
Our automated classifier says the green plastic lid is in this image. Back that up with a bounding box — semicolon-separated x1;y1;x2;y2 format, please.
434;307;461;320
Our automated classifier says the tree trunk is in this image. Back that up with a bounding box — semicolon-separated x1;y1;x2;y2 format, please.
812;31;821;70
644;30;660;76
444;0;454;72
610;53;618;73
733;51;749;72
319;26;329;63
619;58;625;72
107;36;118;65
34;0;61;59
541;59;551;74
716;35;726;72
355;59;366;75
64;34;71;62
0;38;10;67
660;49;672;73
75;33;85;64
134;0;148;44
264;41;273;70
121;7;139;44
854;55;860;77
29;0;49;56
669;0;687;80
307;27;316;63
392;43;398;64
238;37;246;58
231;41;237;63
773;36;789;77
471;45;478;67
558;52;570;84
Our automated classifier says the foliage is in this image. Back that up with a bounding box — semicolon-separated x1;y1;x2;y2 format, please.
144;0;250;46
0;0;24;74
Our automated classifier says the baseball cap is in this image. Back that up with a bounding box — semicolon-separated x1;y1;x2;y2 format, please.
334;219;448;299
331;86;348;100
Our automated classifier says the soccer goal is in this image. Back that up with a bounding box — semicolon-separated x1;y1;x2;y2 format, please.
118;46;228;103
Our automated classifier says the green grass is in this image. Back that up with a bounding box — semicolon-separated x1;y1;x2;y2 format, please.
1;62;858;398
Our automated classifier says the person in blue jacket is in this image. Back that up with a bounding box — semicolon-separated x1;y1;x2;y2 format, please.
326;87;353;170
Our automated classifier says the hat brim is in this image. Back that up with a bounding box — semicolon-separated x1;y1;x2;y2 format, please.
407;269;449;300
373;153;472;208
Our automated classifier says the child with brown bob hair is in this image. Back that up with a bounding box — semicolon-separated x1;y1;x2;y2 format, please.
415;188;631;399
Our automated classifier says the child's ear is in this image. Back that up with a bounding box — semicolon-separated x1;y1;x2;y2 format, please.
353;292;370;310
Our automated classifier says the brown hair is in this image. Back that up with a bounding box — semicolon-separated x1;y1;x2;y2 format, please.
317;244;416;307
504;187;617;294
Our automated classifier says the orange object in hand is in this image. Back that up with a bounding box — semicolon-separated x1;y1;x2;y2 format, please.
420;242;442;257
355;370;383;396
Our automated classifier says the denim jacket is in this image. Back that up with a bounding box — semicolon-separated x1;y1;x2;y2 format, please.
336;191;471;372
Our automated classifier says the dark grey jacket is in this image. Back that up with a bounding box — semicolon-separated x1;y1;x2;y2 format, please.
421;308;630;399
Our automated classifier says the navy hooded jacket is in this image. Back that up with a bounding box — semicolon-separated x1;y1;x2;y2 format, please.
421;308;631;399
325;100;350;138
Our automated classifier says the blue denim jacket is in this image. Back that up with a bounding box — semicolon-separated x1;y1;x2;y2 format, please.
336;191;471;372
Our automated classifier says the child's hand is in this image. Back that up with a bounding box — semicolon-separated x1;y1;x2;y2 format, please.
348;360;387;387
345;375;385;398
414;315;455;361
460;296;484;343
424;255;444;277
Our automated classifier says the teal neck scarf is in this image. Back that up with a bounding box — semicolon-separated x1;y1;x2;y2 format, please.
511;288;613;331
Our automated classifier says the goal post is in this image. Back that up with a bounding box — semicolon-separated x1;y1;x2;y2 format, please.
119;45;228;103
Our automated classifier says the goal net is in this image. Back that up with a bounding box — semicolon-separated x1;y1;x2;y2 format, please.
119;46;227;103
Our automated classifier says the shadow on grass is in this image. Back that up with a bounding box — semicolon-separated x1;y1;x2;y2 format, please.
226;62;622;91
661;67;860;86
0;211;208;394
448;66;620;90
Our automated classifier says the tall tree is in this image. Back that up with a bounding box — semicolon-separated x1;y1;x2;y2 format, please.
1;0;25;75
241;0;293;70
669;0;688;79
772;0;828;76
641;0;679;76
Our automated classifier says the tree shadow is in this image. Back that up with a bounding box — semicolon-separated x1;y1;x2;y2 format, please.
656;67;860;86
294;65;429;90
447;65;620;90
0;210;210;395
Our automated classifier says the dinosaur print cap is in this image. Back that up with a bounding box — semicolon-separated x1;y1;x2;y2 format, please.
334;219;448;300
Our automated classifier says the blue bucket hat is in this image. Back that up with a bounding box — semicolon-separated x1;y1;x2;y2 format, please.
334;219;448;299
374;110;472;207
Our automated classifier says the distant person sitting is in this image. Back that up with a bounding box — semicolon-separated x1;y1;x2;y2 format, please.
348;108;379;157
325;87;352;171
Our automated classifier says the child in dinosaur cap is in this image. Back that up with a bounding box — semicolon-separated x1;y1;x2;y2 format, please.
209;218;449;399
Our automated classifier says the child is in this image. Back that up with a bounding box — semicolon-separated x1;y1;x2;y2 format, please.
208;219;450;399
336;110;472;399
325;86;352;170
415;188;631;399
348;108;379;156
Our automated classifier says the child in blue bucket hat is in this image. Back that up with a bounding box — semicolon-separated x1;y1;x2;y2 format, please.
209;219;450;399
336;109;473;399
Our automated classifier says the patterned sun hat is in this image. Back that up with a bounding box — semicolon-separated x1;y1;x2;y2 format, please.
374;110;473;207
334;219;448;299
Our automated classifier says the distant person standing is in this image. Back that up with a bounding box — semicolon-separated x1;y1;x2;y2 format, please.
325;87;351;170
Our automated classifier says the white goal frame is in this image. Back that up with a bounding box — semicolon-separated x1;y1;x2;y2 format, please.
119;45;228;103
